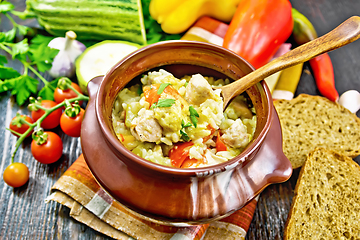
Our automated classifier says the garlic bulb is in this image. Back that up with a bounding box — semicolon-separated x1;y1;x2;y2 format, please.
338;90;360;113
48;31;86;78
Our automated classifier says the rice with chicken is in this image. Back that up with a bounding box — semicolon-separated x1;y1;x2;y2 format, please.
112;69;256;168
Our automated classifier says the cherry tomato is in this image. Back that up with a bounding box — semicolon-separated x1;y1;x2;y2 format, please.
31;100;62;129
3;162;29;188
9;115;34;138
54;82;83;105
31;131;63;164
60;108;85;137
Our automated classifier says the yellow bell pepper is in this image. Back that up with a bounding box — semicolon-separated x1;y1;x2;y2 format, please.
272;63;304;100
149;0;241;34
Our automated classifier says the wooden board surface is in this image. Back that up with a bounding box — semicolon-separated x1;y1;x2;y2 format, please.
1;0;359;239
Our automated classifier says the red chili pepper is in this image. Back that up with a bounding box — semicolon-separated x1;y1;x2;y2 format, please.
222;0;293;69
309;54;339;102
292;8;339;102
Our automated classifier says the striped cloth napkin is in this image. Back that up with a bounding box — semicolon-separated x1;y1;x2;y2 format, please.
46;154;258;240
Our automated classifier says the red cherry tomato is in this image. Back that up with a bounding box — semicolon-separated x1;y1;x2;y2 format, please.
54;82;83;105
3;162;29;188
60;108;85;137
31;100;62;129
9;115;34;138
31;131;63;164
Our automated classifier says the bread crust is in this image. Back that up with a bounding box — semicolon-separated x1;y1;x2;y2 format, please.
283;148;360;239
274;94;360;169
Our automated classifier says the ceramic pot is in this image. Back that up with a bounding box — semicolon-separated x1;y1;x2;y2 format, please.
81;40;292;225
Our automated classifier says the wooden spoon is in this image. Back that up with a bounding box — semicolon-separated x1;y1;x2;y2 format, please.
218;16;360;109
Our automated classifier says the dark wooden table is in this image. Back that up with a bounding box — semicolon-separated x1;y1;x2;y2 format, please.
1;0;359;239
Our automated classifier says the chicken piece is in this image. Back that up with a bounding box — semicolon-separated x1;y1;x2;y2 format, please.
185;74;218;105
154;90;188;133
230;100;253;119
220;119;250;148
130;110;162;142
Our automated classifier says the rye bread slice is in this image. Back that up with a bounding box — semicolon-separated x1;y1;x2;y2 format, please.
274;94;360;169
283;148;360;239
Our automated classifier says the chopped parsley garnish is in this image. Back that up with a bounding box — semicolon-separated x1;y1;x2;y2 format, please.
189;106;199;128
180;129;190;141
180;120;191;141
150;98;175;109
179;107;199;141
157;83;171;94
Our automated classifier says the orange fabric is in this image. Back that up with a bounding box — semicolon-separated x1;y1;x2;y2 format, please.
220;197;258;232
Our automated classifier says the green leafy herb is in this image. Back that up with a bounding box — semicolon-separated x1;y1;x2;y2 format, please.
157;83;171;94
38;79;59;100
29;36;59;72
182;123;192;128
0;2;58;105
0;55;7;65
151;98;176;109
189;106;199;128
180;120;191;142
0;1;14;13
180;129;190;142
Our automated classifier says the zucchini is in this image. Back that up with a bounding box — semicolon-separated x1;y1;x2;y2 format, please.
25;0;147;45
75;40;141;94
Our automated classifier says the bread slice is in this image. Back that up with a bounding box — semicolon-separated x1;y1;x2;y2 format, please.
274;94;360;169
284;148;360;239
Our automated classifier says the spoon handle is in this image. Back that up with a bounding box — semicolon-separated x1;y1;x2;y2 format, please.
221;16;360;107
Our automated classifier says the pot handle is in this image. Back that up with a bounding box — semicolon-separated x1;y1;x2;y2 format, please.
239;106;292;197
87;76;104;99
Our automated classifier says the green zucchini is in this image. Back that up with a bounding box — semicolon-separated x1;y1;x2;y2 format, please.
25;0;147;45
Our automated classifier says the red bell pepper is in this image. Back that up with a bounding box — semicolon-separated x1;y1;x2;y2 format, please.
291;8;339;102
222;0;293;69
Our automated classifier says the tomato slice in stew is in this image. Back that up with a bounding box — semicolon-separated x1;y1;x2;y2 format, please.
143;85;160;107
169;141;194;168
216;132;227;152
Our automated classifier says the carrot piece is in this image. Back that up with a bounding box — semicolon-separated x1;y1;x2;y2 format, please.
216;132;227;152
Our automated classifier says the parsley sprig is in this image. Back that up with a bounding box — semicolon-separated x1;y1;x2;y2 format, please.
157;83;171;94
150;83;175;109
189;106;199;127
180;120;192;141
151;98;176;109
180;106;199;142
0;2;59;106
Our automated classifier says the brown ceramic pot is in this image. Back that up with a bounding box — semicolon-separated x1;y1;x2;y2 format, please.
81;41;292;225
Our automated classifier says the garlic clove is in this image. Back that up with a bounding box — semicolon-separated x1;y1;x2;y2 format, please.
48;31;86;78
338;90;360;113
